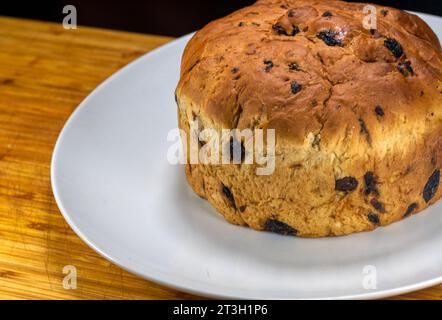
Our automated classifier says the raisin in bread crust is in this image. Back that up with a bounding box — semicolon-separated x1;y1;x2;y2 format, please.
175;0;442;237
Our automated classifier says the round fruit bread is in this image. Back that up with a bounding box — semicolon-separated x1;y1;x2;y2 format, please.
175;0;442;237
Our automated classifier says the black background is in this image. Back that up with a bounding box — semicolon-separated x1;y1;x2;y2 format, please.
1;0;442;37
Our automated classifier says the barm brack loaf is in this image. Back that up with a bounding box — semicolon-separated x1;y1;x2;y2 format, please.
175;0;442;237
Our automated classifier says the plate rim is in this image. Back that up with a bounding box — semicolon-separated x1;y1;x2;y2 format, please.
51;12;442;300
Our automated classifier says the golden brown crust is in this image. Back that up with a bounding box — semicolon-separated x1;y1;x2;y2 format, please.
176;0;442;237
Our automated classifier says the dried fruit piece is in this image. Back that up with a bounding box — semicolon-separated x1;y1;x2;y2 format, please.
264;219;298;236
198;138;207;148
317;30;342;46
231;67;239;74
364;172;379;196
359;118;372;145
272;23;300;36
288;62;300;71
311;133;321;149
272;23;287;35
423;170;440;202
370;198;386;213
375;105;385;117
229;137;246;163
292;25;301;36
397;61;414;77
368;213;380;225
404;203;418;217
384;38;403;58
221;184;237;209
335;177;358;192
291;81;302;94
381;9;389;17
264;59;274;72
322;11;333;17
239;205;246;213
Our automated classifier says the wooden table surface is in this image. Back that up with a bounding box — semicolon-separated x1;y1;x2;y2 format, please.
0;16;440;300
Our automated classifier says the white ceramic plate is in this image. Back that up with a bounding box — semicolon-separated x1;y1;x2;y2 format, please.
52;12;442;299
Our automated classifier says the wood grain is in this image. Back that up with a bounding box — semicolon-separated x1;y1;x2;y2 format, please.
0;16;439;300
